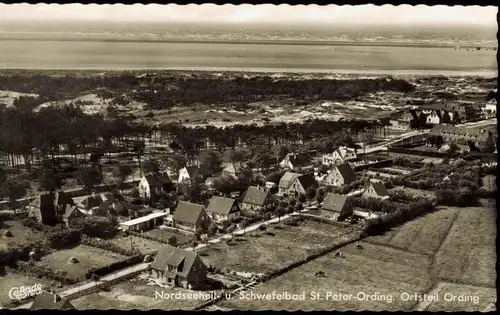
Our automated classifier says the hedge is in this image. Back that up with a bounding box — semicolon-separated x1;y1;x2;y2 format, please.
85;254;143;278
127;230;192;246
81;235;140;256
16;261;76;285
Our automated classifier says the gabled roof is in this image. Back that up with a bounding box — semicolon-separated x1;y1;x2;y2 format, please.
62;205;85;219
333;163;356;183
242;186;271;206
181;165;211;178
295;173;317;191
143;172;171;188
429;124;492;142
31;292;75;310
79;192;116;210
206;196;238;215
223;162;249;175
281;152;310;167
366;181;388;197
151;245;205;278
173;201;206;225
278;171;302;189
322;193;351;213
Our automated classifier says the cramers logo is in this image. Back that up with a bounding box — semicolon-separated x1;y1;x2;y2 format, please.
8;284;43;300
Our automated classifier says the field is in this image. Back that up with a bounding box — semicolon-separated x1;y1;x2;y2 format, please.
0;220;44;251
365;206;460;256
418;282;496;312
36;245;126;279
199;220;358;274
218;242;433;311
433;206;496;287
143;229;193;245
390;186;435;200
109;235;164;255
0;272;50;306
71;277;219;310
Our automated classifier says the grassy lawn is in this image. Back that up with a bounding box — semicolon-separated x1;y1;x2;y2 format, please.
200;220;358;274
433;206;496;287
109;235;164;255
36;245;126;280
423;282;496;312
143;229;193;245
0;220;44;251
71;277;219;310
0;272;51;307
393;187;435;199
219;242;433;311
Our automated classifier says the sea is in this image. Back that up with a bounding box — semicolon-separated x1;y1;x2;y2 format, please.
0;21;497;76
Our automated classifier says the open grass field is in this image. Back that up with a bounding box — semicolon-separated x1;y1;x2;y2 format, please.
143;229;193;245
0;272;50;307
420;282;496;312
36;245;126;280
71;277;219;310
199;220;358;274
433;206;496;287
108;235;164;255
218;241;433;311
0;220;44;251
365;206;460;256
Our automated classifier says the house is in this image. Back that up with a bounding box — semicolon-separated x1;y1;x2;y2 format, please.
241;186;275;212
178;166;211;184
279;152;311;169
391;109;420;130
483;101;496;119
424;109;442;125
321;193;354;221
172;201;210;233
222;162;250;179
362;181;389;200
138;172;173;199
77;192;117;214
205;196;240;222
119;212;168;232
62;205;86;227
31;292;75;310
324;163;356;186
322;146;357;166
428;124;496;153
278;172;317;197
150;245;208;289
27;191;74;226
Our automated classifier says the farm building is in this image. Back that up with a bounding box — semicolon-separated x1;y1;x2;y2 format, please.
323;163;356;186
362;181;389;200
138;172;173;199
241;186;275;212
321;193;354;221
172;201;210;233
27;191;74;226
31;292;75;310
205;196;240;222
150;245;208;289
119;212;168;232
428;124;496;153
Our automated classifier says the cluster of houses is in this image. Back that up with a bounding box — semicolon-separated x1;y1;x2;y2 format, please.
390;103;484;130
427;124;496;153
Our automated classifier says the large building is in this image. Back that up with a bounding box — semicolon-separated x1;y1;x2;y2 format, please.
428;124;496;153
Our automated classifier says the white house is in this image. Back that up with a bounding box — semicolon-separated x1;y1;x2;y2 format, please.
205;196;240;222
324;163;356;186
322;147;357;166
138;173;172;199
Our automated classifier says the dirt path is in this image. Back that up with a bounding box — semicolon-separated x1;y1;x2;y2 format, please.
413;282;447;311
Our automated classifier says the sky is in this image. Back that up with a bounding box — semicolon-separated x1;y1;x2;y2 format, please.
0;4;497;26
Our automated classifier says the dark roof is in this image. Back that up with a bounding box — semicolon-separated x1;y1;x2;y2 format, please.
173;201;206;225
28;191;74;221
62;205;83;218
322;194;350;213
206;196;238;215
295;173;317;190
80;193;116;210
285;153;311;167
334;163;356;183
242;186;271;206
278;172;302;189
183;165;211;179
151;245;205;278
144;172;171;188
31;292;75;310
429;124;492;142
367;181;388;197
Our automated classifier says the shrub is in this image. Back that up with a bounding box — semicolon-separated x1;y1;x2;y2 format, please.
258;224;267;231
3;230;13;237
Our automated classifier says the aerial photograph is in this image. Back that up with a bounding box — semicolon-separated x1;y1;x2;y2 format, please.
0;3;497;312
